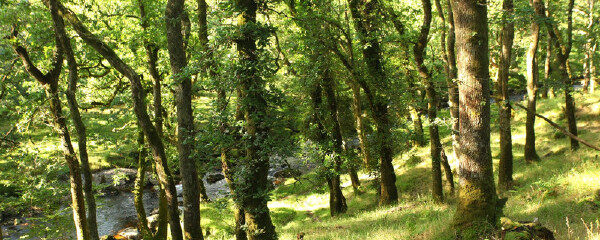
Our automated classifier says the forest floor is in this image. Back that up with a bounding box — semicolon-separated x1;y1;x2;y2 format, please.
200;90;600;239
1;91;600;239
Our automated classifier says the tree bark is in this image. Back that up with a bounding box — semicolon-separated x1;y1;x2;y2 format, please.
592;42;597;93
583;0;596;92
348;0;398;206
136;2;169;238
542;32;552;99
50;2;99;238
12;21;90;240
564;0;579;151
497;0;515;192
433;0;455;194
350;83;373;168
532;0;579;151
46;2;184;239
525;0;541;163
445;0;460;160
450;0;500;234
414;0;443;202
133;130;154;240
233;0;277;239
322;70;348;216
194;0;212;203
165;0;203;239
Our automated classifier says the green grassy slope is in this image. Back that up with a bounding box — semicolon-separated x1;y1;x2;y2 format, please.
200;91;600;239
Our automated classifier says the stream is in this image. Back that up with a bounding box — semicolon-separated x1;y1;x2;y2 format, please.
1;156;311;239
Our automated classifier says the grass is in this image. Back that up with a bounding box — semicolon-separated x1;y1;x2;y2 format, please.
198;90;600;239
1;89;599;239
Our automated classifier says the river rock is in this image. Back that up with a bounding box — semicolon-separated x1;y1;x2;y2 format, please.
273;168;301;179
206;173;225;184
93;168;156;194
115;227;141;240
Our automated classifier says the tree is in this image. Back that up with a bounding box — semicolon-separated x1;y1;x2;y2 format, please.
11;21;90;240
47;1;184;239
49;0;99;238
165;0;204;239
525;0;541;163
583;0;596;93
433;0;455;193
496;0;515;192
233;0;277;238
348;0;398;206
532;0;579;151
451;0;501;235
323;70;349;215
137;1;169;238
413;0;443;202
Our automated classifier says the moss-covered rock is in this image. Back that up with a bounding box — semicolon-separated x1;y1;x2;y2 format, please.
501;217;555;240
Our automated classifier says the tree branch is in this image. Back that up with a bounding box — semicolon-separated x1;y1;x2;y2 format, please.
514;103;600;151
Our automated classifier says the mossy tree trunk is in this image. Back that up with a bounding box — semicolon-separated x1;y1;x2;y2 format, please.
50;2;99;238
525;0;541;163
451;0;500;234
542;32;552;99
133;130;154;240
532;0;579;151
47;1;184;239
323;70;348;216
136;2;169;238
414;0;443;202
582;0;595;93
12;19;90;239
165;0;204;239
433;0;455;193
497;0;515;192
233;0;277;239
348;0;398;206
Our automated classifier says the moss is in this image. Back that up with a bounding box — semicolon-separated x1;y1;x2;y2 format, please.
504;231;532;240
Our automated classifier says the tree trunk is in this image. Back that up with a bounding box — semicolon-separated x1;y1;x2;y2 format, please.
445;0;460;160
592;42;597;93
533;0;579;151
564;0;579;151
433;0;455;193
497;0;515;192
194;0;212;203
136;2;169;238
165;0;203;239
133;130;154;240
525;0;541;163
323;70;348;216
221;149;247;240
12;14;90;239
234;0;276;239
47;2;184;239
542;32;552;99
348;0;398;206
451;0;500;234
350;83;373;169
50;3;99;238
440;148;454;192
51;83;91;240
349;166;361;192
583;0;595;92
414;0;443;203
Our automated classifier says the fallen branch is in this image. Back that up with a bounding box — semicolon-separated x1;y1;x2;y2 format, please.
514;103;600;152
